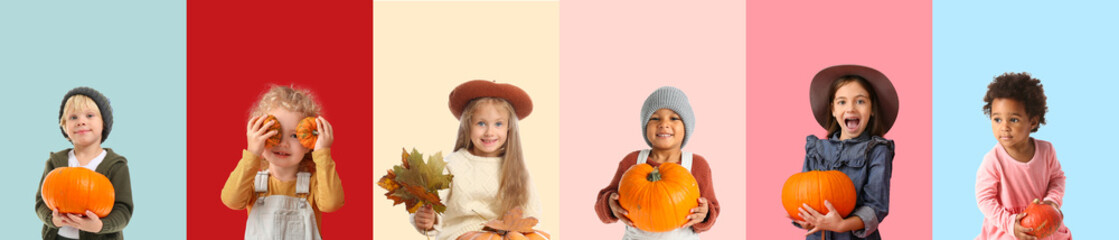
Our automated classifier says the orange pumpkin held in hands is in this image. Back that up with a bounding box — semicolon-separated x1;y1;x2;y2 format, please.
618;162;700;232
781;170;856;222
1021;199;1062;238
296;117;318;149
41;167;115;217
456;207;551;240
263;115;283;149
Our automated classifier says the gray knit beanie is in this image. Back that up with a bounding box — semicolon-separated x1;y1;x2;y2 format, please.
641;86;695;148
59;87;113;143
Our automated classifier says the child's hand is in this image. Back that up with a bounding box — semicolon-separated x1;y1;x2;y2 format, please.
63;210;103;233
1013;212;1037;240
246;115;279;157
607;193;634;227
313;116;334;151
414;204;436;231
798;201;844;235
793;218;816;231
681;197;710;228
51;209;72;228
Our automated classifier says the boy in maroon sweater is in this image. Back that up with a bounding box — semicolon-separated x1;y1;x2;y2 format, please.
594;86;720;239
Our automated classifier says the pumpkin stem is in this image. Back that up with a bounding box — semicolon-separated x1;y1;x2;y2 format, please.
646;167;662;182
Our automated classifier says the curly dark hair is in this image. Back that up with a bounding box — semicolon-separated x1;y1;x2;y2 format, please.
982;72;1047;132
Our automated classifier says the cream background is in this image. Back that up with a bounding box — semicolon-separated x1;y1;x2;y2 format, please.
373;2;559;239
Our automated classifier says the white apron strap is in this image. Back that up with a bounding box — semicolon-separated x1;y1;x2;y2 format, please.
637;149;693;172
681;151;693;172
254;170;270;193
296;172;312;195
637;149;651;165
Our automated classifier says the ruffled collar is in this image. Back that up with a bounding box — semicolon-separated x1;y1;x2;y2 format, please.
805;132;893;169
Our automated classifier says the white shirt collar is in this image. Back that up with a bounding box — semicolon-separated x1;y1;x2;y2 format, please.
68;148;108;170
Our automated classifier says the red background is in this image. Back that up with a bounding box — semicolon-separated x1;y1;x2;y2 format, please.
186;1;372;238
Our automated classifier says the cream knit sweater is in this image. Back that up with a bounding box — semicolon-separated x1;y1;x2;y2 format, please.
412;149;543;240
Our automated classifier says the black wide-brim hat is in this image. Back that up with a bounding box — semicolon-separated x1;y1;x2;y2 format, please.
809;65;898;134
59;87;113;143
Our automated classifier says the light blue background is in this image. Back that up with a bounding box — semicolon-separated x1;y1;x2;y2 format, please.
0;1;185;238
934;1;1118;239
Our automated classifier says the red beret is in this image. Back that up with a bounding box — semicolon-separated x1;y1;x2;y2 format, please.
448;80;533;120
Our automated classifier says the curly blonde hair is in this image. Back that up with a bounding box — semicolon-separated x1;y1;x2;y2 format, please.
250;85;323;172
250;85;322;120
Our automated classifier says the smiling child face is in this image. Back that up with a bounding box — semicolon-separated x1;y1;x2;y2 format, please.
469;101;510;157
61;96;103;147
63;105;103;147
264;108;310;168
646;108;685;151
989;98;1038;151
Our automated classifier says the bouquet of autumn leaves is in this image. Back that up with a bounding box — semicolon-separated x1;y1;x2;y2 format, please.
378;148;454;214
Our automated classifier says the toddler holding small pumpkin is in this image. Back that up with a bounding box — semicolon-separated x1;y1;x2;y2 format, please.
35;87;134;240
793;65;896;240
409;80;546;240
220;85;343;240
975;73;1070;240
594;86;720;240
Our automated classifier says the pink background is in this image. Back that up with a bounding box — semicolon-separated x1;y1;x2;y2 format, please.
559;0;746;238
746;0;932;239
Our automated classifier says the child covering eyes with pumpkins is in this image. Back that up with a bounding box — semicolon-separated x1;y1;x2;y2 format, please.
36;87;134;240
594;86;721;240
221;85;343;240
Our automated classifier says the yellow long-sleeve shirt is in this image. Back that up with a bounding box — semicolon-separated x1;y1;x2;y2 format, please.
221;148;345;231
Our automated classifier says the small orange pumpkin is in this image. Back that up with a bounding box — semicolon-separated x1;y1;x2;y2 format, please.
41;167;115;217
457;230;551;240
296;117;318;149
1021;199;1062;238
618;162;700;232
263;115;283;149
781;170;857;222
456;207;550;240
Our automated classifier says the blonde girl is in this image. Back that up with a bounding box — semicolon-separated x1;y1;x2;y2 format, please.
410;80;543;240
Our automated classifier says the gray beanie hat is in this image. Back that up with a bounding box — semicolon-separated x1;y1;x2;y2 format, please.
59;87;113;143
641;86;695;148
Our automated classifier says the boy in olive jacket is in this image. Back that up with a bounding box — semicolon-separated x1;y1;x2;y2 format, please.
35;87;133;240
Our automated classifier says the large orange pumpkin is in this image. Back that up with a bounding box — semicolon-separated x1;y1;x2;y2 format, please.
781;170;856;222
296;117;318;149
41;167;115;217
263;115;283;149
1021;200;1062;238
618;162;700;232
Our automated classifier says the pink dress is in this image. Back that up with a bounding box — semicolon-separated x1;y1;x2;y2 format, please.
976;138;1071;240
